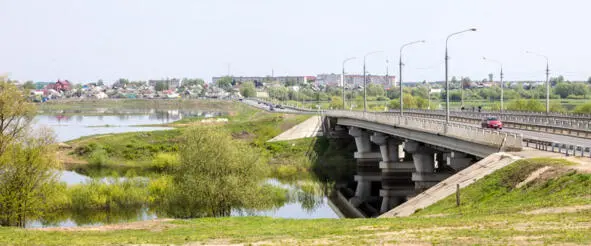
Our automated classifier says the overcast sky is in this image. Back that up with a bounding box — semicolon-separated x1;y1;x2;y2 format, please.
1;0;590;83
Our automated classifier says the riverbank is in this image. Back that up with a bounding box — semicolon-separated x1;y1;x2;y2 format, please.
5;157;591;245
37;98;239;116
58;101;314;179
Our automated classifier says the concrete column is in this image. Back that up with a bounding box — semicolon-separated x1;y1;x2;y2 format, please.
348;127;380;208
404;140;451;192
371;133;415;213
349;127;371;154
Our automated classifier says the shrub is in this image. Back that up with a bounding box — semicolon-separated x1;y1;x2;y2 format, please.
574;102;591;114
152;153;179;171
88;148;109;167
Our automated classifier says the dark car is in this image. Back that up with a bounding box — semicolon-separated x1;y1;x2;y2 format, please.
275;104;283;109
481;116;503;129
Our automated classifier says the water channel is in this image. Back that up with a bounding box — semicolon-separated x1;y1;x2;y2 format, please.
28;107;339;228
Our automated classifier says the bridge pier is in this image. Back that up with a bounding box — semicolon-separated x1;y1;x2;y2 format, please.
349;127;381;208
371;133;415;213
405;140;451;192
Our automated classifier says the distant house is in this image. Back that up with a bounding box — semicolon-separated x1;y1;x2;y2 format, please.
46;80;72;92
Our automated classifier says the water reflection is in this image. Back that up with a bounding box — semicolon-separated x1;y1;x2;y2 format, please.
39;108;225;122
28;174;338;228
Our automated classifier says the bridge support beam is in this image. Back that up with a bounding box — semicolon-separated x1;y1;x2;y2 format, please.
405;140;451;192
371;133;415;213
349;127;380;208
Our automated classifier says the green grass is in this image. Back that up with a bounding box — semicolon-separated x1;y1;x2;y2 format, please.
3;212;591;245
416;158;589;216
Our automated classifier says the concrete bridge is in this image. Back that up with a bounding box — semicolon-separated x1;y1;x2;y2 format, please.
320;111;527;216
246;98;591;216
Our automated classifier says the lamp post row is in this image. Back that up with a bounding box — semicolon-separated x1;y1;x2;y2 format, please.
342;28;551;122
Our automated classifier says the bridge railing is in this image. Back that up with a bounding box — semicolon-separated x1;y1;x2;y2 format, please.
324;110;523;151
252;98;591;138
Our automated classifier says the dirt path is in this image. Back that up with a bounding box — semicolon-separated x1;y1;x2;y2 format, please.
522;204;591;215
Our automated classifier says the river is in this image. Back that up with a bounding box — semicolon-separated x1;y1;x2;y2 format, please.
27;107;339;228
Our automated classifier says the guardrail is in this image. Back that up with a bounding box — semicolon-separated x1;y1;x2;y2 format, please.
323;110;523;151
523;139;591;158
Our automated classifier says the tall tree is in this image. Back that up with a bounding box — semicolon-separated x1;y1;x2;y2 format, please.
23;81;36;90
239;81;256;97
0;129;60;227
216;77;234;92
155;82;169;92
0;82;36;154
488;73;494;82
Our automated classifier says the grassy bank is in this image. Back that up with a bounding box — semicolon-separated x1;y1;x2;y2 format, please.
416;158;591;216
16;157;589;245
61;101;313;178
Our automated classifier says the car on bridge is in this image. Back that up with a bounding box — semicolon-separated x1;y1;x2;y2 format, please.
481;116;503;129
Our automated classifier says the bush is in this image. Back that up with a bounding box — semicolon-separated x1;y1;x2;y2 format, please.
67;178;148;211
376;96;388;101
152;153;179;171
88;148;109;167
574;102;591;114
166;126;267;217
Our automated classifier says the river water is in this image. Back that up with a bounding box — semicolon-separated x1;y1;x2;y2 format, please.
28;107;338;228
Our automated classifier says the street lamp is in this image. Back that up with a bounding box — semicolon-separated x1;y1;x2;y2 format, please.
482;57;504;114
399;40;425;116
445;28;477;123
363;51;383;112
342;57;356;110
526;51;550;115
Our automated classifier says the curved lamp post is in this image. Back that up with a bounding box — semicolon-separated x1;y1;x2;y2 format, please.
399;40;425;116
445;28;477;123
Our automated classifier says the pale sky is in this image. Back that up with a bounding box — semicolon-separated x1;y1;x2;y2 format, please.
1;0;590;83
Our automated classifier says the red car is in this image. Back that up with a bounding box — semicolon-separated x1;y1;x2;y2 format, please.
481;116;503;129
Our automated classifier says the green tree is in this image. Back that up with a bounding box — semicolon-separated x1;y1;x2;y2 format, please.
461;77;472;89
366;83;385;97
216;76;234;92
239;81;256;97
165;127;267;217
155;82;169;91
0;130;61;227
23;81;36;90
329;96;343;109
97;79;104;86
587;77;591;84
0;82;36;154
182;78;205;87
268;86;288;101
